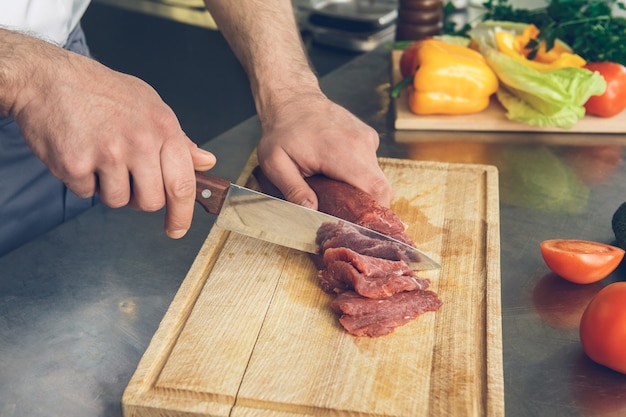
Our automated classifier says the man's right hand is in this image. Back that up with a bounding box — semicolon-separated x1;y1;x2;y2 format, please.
1;29;216;239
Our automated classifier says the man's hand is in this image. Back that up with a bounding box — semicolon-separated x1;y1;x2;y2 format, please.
3;31;215;238
256;92;394;210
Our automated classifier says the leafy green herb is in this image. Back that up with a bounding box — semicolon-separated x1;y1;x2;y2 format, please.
443;2;473;37
476;0;626;65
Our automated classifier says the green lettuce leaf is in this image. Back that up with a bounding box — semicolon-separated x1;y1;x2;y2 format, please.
495;88;582;128
469;21;607;129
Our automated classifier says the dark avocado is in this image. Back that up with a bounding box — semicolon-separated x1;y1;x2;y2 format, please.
612;202;626;249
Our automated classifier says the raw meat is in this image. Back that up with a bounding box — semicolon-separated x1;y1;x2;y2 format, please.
316;222;420;265
305;175;415;246
318;247;430;299
252;167;414;246
253;167;442;337
329;290;443;337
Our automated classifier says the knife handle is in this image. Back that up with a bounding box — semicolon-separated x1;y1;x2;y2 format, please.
195;171;231;215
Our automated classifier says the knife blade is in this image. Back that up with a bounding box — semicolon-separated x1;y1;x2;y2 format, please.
194;171;440;270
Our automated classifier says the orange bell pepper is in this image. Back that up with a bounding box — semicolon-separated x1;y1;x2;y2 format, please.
407;39;499;115
495;24;586;71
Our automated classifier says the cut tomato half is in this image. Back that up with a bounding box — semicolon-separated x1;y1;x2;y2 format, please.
540;239;624;284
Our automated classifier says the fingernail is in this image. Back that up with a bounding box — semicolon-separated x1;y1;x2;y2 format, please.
300;199;315;209
168;229;187;239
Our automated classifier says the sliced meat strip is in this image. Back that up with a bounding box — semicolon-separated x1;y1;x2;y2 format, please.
319;247;429;299
316;222;418;264
329;290;443;337
317;261;354;294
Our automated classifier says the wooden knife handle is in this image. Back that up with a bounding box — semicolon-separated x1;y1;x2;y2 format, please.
195;171;231;215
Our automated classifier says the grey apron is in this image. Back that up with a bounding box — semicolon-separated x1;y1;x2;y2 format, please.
0;24;97;257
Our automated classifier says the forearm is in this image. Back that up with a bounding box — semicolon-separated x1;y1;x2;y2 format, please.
203;1;395;208
0;28;64;118
202;0;322;125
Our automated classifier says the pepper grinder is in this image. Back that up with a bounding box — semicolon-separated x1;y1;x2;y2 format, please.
395;0;445;41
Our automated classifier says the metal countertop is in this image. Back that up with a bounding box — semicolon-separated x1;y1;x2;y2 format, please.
2;44;626;417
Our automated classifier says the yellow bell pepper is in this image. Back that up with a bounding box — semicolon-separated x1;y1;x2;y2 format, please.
407;39;499;115
495;24;586;71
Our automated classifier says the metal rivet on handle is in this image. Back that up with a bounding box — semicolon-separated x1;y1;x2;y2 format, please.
201;189;212;199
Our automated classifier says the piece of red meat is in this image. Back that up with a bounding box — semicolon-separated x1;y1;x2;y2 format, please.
316;222;419;264
317;260;354;294
252;167;415;246
318;247;429;299
252;166;442;337
305;175;415;246
329;290;443;337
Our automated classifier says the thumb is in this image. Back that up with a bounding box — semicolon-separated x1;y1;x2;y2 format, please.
187;142;216;171
281;176;319;211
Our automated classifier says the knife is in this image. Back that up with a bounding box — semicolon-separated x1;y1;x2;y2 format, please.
194;171;440;270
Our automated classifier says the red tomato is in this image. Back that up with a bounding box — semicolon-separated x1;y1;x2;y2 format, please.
399;42;419;79
584;62;626;117
580;282;626;374
539;239;625;284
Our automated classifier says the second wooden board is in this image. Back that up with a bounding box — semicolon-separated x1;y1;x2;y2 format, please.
391;50;626;134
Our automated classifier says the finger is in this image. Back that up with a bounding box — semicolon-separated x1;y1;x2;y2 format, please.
64;173;99;199
326;158;394;208
355;170;394;208
160;138;196;239
95;166;132;208
261;154;319;210
127;159;166;212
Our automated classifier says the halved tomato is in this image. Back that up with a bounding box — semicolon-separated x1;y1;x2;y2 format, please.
540;239;625;284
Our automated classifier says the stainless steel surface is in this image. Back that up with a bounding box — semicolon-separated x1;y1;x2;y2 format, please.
3;10;626;417
216;183;440;269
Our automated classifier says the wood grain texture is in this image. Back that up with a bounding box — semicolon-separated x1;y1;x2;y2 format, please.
122;154;503;417
391;50;626;134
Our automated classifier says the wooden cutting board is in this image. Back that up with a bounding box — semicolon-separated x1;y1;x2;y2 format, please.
122;154;503;417
391;50;626;133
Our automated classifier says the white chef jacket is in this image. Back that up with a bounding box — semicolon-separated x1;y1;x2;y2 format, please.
1;0;91;45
